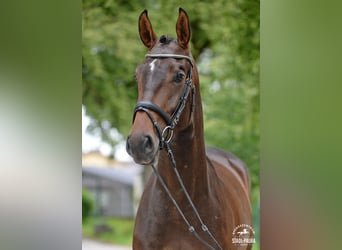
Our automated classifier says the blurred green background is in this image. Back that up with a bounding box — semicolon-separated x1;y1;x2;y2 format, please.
2;1;342;250
82;0;259;248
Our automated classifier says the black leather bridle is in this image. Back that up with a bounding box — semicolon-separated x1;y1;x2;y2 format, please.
132;53;195;149
131;53;222;250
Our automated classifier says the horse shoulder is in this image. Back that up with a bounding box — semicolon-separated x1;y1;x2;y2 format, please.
205;146;252;249
205;146;251;194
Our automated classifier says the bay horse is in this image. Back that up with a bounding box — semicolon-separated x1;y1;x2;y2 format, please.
126;8;252;250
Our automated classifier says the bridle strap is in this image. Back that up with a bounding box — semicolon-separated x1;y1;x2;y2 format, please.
134;101;172;127
171;70;193;126
146;53;194;67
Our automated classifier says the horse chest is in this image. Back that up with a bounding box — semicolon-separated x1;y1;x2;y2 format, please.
134;222;213;250
133;189;228;250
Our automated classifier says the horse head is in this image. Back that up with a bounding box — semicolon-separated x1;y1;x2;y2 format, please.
126;8;195;165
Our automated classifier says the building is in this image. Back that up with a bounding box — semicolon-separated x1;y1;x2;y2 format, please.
82;152;143;218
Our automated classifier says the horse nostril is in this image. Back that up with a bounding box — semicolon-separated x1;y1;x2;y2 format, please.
126;135;132;154
142;135;153;154
126;134;155;157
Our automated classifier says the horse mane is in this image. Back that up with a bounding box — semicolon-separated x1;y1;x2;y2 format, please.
159;35;173;45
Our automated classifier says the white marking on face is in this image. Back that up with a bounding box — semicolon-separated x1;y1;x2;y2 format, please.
149;59;157;72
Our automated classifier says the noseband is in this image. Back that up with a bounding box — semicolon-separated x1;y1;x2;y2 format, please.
132;53;195;149
131;53;222;250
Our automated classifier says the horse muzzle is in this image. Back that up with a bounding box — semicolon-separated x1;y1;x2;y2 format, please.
126;131;159;165
126;112;160;165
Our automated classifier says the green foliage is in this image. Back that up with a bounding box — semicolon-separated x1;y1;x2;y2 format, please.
82;189;94;223
82;0;259;202
83;0;143;141
82;217;134;245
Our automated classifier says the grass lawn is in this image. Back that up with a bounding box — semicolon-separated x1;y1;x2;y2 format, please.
82;217;134;246
82;216;260;249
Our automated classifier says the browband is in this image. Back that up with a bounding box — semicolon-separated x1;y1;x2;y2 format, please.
146;54;194;68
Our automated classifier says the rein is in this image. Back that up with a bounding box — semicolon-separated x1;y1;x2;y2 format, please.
132;54;222;250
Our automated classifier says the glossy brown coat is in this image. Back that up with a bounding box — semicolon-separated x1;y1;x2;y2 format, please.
127;8;252;250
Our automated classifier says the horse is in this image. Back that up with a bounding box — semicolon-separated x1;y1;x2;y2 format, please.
237;229;250;237
126;8;252;250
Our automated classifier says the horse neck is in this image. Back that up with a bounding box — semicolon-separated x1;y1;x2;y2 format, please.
157;70;209;197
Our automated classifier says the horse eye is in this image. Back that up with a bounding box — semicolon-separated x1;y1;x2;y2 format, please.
174;72;185;83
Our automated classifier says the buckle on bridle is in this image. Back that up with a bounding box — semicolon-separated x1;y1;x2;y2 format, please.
162;125;174;144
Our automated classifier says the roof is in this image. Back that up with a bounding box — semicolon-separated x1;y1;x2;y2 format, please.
82;165;142;185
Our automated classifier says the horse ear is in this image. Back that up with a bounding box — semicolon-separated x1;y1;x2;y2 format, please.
176;8;191;49
138;10;157;49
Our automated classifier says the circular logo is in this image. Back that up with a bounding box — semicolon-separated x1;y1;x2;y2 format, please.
232;224;256;246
